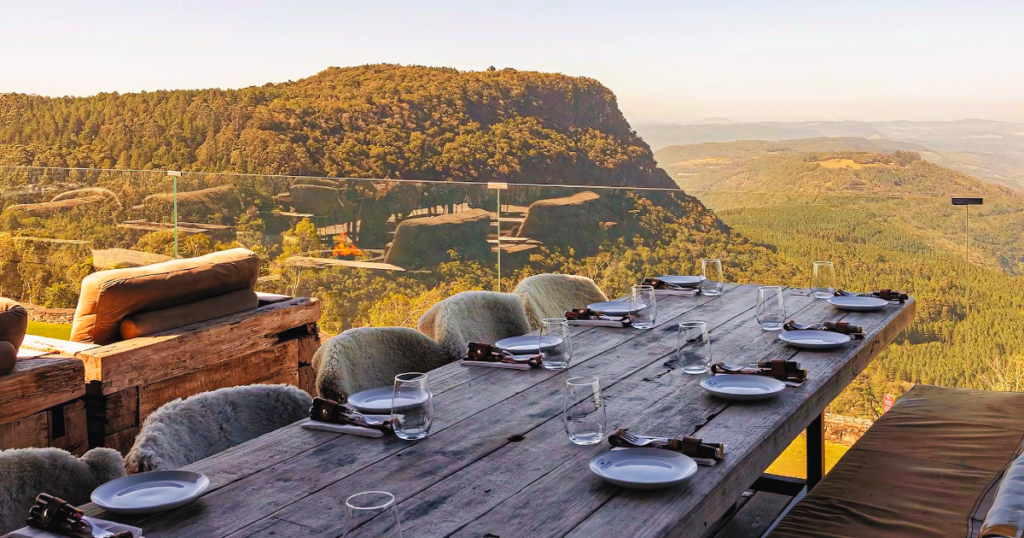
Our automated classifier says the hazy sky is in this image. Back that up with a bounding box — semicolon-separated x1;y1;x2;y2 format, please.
3;0;1024;123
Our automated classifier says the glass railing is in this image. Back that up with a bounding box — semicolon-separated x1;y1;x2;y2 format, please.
4;165;1022;477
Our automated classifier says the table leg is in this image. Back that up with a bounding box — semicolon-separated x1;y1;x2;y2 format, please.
806;411;825;489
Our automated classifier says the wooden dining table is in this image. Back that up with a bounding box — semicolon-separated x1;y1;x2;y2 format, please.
83;283;915;538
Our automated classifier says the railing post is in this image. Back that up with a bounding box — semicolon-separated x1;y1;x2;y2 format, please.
952;197;982;361
488;182;509;292
168;171;182;258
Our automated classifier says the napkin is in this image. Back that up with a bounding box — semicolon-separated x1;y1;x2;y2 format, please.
711;359;808;384
300;419;385;437
461;342;544;368
608;429;725;463
18;494;140;538
835;289;909;303
8;518;141;538
308;397;395;435
783;320;865;339
564;308;632;327
642;278;702;296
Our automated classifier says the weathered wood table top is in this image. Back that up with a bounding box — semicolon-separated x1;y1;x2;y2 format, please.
84;284;915;538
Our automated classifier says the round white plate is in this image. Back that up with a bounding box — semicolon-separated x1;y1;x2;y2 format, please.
348;386;429;414
494;335;563;353
700;375;786;401
827;296;889;311
655;275;702;288
588;301;647;316
91;470;210;514
589;448;698;489
778;330;851;349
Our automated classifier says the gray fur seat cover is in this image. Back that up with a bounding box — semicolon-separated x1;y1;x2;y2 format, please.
514;274;608;330
0;447;125;534
124;384;311;474
312;327;450;401
417;291;531;360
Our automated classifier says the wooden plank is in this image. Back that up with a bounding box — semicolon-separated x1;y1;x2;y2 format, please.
20;335;98;356
86;386;139;437
137;339;299;423
78;298;320;395
295;333;319;367
103;427;140;456
50;400;88;455
0;356;85;422
0;411;48;449
298;366;316;397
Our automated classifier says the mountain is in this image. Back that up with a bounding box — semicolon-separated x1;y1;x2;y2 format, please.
0;65;675;189
636;120;1024;190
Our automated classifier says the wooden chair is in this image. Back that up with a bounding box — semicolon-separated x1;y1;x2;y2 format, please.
418;291;531;360
312;327;450;401
123;384;311;474
514;274;608;330
0;447;125;534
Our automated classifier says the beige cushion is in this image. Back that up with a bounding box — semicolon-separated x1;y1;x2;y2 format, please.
71;248;260;345
0;298;28;351
120;289;260;340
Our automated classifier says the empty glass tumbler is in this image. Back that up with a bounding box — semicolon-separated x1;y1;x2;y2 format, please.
344;491;403;538
757;286;786;331
540;318;572;370
391;372;433;440
700;259;724;296
630;285;657;329
812;261;836;299
563;376;607;445
677;321;712;374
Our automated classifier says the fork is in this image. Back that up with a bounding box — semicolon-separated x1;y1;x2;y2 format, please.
619;430;665;446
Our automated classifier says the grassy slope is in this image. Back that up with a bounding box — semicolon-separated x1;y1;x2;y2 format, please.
767;435;849;478
26;321;72;340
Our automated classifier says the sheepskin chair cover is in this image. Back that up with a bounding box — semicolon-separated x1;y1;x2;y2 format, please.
514;274;608;330
417;291;531;360
312;327;450;401
0;447;125;534
124;384;311;474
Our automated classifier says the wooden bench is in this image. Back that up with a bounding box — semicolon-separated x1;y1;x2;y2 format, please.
0;351;90;454
769;384;1024;538
77;296;321;455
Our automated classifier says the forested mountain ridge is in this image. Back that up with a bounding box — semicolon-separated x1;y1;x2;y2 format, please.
0;64;675;188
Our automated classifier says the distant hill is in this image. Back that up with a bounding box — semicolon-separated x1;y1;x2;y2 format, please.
0;65;676;189
654;139;1024;273
638;120;1024;190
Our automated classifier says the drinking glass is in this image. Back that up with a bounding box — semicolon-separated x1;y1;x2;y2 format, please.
700;259;724;296
391;373;432;440
344;491;403;538
757;286;786;331
812;261;836;299
676;321;712;374
563;376;606;445
540;318;572;370
630;284;657;329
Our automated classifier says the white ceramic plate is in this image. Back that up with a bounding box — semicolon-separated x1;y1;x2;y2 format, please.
700;375;786;401
778;330;851;349
494;335;563;353
348;387;429;414
827;296;889;311
655;275;702;288
589;448;698;489
91;470;210;514
587;301;647;316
